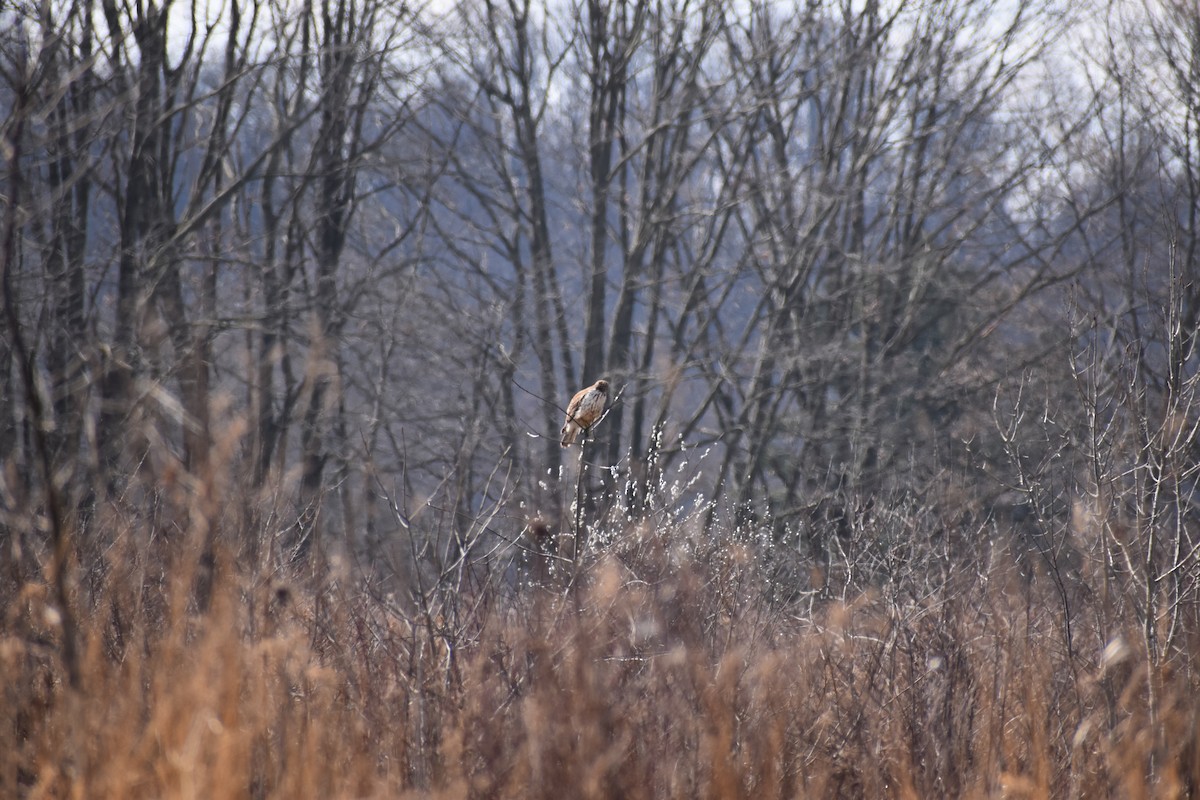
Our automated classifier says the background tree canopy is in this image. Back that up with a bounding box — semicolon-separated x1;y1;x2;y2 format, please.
1;0;1198;629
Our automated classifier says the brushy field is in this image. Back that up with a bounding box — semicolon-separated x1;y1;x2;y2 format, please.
3;471;1199;799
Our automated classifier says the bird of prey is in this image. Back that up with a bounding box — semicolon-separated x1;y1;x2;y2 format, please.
560;380;609;447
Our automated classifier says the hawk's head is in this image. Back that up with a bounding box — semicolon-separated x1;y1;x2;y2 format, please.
595;380;610;393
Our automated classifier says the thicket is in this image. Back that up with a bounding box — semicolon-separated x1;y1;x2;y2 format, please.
3;431;1200;797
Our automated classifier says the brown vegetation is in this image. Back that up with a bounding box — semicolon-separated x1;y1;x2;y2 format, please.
3;454;1199;799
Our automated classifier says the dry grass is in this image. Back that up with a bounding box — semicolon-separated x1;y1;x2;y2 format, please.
3;479;1200;800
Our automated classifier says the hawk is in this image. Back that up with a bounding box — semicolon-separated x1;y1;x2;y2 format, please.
560;379;609;447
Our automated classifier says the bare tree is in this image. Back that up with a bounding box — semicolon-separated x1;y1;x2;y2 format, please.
678;0;1080;528
1050;0;1200;666
418;0;580;507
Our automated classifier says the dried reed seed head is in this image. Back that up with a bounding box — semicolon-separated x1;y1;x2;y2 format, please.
271;582;292;608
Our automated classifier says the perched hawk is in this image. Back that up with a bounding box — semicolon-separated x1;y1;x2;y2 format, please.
560;380;609;447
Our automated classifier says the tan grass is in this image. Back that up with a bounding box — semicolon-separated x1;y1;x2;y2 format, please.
3;495;1199;799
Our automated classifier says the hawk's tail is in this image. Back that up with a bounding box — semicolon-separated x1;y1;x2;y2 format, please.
560;424;578;447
